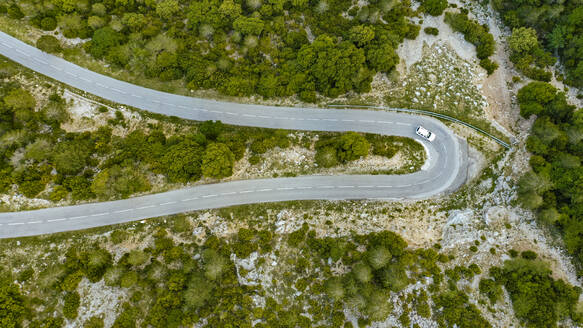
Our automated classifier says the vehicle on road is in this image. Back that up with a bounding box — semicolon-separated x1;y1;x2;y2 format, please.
416;126;436;141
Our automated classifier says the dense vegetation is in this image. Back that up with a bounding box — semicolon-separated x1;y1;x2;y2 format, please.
1;0;422;101
493;0;583;87
5;211;577;327
0;213;496;328
507;26;555;82
483;256;581;327
515;81;583;267
445;11;498;75
0;58;422;205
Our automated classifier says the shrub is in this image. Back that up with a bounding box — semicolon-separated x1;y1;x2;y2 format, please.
480;58;499;75
424;27;439;35
202;143;235;179
40;17;57;31
84;316;105;328
422;0;448;16
63;291;80;319
521;250;537;260
315;146;339;168
37;35;63;54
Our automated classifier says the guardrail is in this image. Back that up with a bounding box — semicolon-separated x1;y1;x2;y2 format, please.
327;104;513;149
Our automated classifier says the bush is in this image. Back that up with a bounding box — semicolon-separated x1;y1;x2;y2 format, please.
63;291;80;319
315;146;339;168
37;35;63;54
445;12;495;59
480;58;499;75
521;250;537;260
422;0;448;16
120;271;138;288
424;27;439;35
84;316;105;328
40;17;57;31
202;143;235;179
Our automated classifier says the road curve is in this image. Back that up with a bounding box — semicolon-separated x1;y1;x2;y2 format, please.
0;31;466;238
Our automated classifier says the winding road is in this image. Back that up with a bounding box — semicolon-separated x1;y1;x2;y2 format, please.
0;31;468;238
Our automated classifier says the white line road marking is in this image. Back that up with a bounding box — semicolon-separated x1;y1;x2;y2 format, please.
50;64;63;71
111;88;127;94
376;186;393;188
342;119;355;122
323;119;338;122
225;112;238;116
181;197;198;202
257;189;272;192
178;105;189;109
69;215;88;220
91;212;110;217
319;186;335;189
243;114;257;118
136;205;155;210
65;71;77;77
47;218;66;222
358;186;373;188
239;190;254;194
277;187;294;191
297;186;312;190
201;194;217;198
8;222;25;226
2;43;13;49
159;201;177;206
32;57;48;65
396;122;411;126
114;209;133;214
221;192;237;196
15;49;29;57
376;121;393;124
359;120;375;123
96;82;108;88
131;94;143;98
338;186;355;188
78;76;91;83
258;115;271;119
27;221;42;224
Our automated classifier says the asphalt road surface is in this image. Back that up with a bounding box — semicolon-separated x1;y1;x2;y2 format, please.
0;31;467;238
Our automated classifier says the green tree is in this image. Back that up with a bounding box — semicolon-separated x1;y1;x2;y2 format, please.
53;143;91;176
233;16;264;35
160;139;204;183
336;132;370;162
366;246;391;269
81;248;112;282
324;277;345;301
422;0;448;16
366;43;398;73
348;25;375;47
202;143;235;179
89;27;123;59
184;273;213;309
156;0;181;20
4;89;35;111
508;27;539;54
298;35;367;97
0;279;25;328
91;166;151;199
